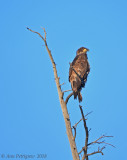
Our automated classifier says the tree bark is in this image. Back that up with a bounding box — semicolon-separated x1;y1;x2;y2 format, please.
27;27;79;160
45;41;80;160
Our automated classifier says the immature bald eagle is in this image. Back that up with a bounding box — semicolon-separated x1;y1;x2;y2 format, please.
69;47;90;102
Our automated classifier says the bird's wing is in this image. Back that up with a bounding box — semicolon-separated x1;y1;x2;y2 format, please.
69;54;90;85
69;55;80;82
73;54;88;78
69;65;72;82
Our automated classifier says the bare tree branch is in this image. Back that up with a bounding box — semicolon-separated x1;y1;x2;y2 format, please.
78;147;84;155
93;141;115;148
87;146;105;156
63;89;72;93
27;27;45;41
82;154;86;160
65;92;74;104
59;83;65;87
88;135;115;148
41;27;46;40
73;118;83;129
72;111;92;130
27;27;80;160
72;126;76;141
79;105;89;160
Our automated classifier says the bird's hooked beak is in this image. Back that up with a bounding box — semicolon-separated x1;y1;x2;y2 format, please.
83;48;89;52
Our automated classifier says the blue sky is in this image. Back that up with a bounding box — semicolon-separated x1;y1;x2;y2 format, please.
0;0;127;160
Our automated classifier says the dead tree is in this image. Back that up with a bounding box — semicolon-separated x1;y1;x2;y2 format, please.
27;27;114;160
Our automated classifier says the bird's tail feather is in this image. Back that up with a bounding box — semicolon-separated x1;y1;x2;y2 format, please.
78;92;82;102
74;92;77;99
73;81;82;102
73;91;82;102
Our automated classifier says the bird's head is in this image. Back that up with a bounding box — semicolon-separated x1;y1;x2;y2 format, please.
76;47;89;55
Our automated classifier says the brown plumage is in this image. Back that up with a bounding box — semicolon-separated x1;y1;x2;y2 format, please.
69;47;90;102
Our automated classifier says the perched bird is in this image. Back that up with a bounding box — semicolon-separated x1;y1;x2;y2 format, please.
69;47;90;102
